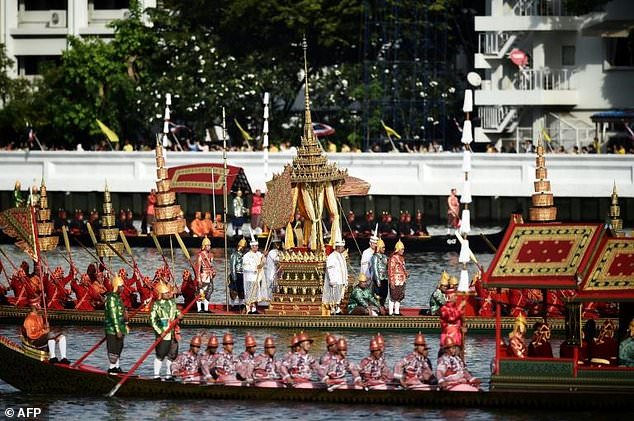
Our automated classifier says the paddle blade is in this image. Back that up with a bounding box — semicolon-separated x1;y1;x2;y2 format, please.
62;225;71;254
174;232;191;260
119;230;133;256
150;233;163;255
86;222;98;247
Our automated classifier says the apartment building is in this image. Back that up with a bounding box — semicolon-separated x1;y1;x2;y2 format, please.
474;0;634;151
0;0;156;78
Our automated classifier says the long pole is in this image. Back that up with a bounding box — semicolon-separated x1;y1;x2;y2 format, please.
222;107;229;312
107;298;197;398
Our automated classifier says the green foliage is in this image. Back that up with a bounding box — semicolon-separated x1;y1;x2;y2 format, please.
563;0;610;15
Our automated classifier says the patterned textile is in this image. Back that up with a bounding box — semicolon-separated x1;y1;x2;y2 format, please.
283;352;319;381
104;292;127;336
395;352;433;385
325;356;360;382
150;298;178;340
171;350;201;377
200;352;219;379
389;284;405;302
440;301;464;347
436;354;474;386
359;355;391;384
252;354;281;380
214;351;238;377
388;254;408;287
429;288;446;316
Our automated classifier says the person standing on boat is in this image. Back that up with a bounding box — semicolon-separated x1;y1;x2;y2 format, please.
229;238;247;310
250;189;264;232
104;276;128;373
242;234;264;314
171;335;202;382
145;188;157;234
195;237;216;313
429;271;450;316
393;333;435;390
347;273;382;316
447;188;460;235
359;337;393;390
323;337;362;390
281;332;321;387
439;290;466;351
507;314;528;358
436;337;480;391
263;235;282;301
232;189;247;236
200;334;219;382
150;281;180;380
619;319;634;367
322;239;349;316
214;332;240;384
360;225;379;278
23;299;70;365
370;238;389;308
387;240;408;316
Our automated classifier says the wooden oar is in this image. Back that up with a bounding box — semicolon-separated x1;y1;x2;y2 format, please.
73;237;113;276
150;233;175;282
86;222;98;247
107;297;197;398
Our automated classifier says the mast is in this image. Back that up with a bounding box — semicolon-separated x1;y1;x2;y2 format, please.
222;107;229;312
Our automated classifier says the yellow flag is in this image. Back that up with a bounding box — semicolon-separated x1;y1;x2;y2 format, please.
541;128;552;143
96;119;119;142
380;120;401;139
234;119;253;142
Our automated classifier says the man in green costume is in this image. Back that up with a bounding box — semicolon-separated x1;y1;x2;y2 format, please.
150;281;181;380
619;318;634;367
348;274;382;316
104;275;128;374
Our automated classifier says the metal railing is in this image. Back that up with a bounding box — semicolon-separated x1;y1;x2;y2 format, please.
481;106;516;130
514;68;573;90
478;32;512;55
511;0;572;16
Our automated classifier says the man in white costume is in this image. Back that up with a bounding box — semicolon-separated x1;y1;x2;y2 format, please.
322;239;349;315
242;232;264;314
261;234;282;303
360;224;379;278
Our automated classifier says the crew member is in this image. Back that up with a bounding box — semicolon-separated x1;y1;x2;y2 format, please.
263;234;282;301
232;190;247;236
195;237;216;313
360;225;379;278
322;239;348;315
387;240;408;316
214;332;240;384
447;188;460;234
527;322;553;358
319;333;338;367
200;334;220;382
507;314;528;358
359;338;393;390
429;271;450;316
23;300;69;365
370;238;389;307
347;273;381;316
251;336;282;386
104;276;127;373
150;281;180;380
281;332;321;387
436;337;480;391
394;333;435;390
323;338;362;390
242;234;264;314
229;238;247;310
171;335;202;382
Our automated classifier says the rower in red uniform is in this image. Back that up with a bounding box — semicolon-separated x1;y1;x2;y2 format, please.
440;290;466;351
237;333;258;380
359;338;393;390
280;332;321;388
200;335;220;382
180;270;197;309
323;337;362;390
171;335;202;382
72;274;100;311
10;268;34;307
319;333;338;367
473;272;495;317
394;332;435;390
251;337;282;387
44;266;74;310
136;275;155;311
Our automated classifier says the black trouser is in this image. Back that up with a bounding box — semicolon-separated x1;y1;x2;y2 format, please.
155;337;178;361
374;280;388;306
106;333;124;364
232;273;245;299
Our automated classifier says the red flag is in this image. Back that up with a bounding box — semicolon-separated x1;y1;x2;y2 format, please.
0;207;39;262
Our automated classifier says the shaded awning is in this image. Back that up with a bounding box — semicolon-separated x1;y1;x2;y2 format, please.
167;163;252;195
483;217;605;289
336;176;371;197
590;110;634;123
574;236;634;302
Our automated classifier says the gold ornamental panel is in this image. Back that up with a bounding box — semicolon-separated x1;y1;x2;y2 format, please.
37;222;54;235
534;180;551;192
157;167;169;180
99;228;120;242
528;207;557;222
531;193;554;207
38;235;59;251
156;179;171;192
153;218;185;236
155;204;182;220
96;242;124;257
101;214;116;227
37;209;51;222
156;191;176;206
102;203;113;215
536;168;547;179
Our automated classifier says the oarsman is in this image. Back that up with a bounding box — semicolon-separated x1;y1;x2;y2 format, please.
23;299;70;365
200;334;220;382
150;281;180;380
370;238;389;307
283;333;300;365
203;211;215;237
360;225;379;278
212;214;225;238
72;274;100;311
229;238;247;310
237;333;258;380
180;269;197;309
323;337;362;390
242;234;264;314
43;266;74;310
251;337;282;386
214;333;240;384
9;267;32;307
319;333;338;367
104;276;128;373
195;237;216;313
387;240;408;316
322;239;348;315
171;335;202;382
393;333;435;390
429;271;450;316
263;234;282;302
359;338;393;390
281;332;321;388
436;337;480;391
135;275;155;311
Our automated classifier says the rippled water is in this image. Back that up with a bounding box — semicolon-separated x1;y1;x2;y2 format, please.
0;243;599;420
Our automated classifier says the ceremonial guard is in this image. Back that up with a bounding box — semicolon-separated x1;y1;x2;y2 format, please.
359;338;393;390
195;237;216;313
507;314;528;358
229;238;247;310
360;225;379;278
347;273;381;316
281;332;321;388
436;337;480;391
322;239;348;315
251;337;282;387
619;318;634;366
150;282;180;380
104;276;127;373
370;238;389;307
319;333;338;367
394;333;435;390
200;335;219;382
23;300;69;365
263;235;282;301
447;188;460;234
171;335;202;382
439;291;466;351
232;189;247;236
242;234;264;314
237;333;258;380
214;333;240;384
323;338;362;390
527;322;553;358
429;272;449;316
387;240;408;316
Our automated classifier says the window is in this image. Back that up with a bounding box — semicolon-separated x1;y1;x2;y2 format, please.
17;55;60;76
24;0;66;10
561;45;575;66
605;32;634;68
93;0;130;9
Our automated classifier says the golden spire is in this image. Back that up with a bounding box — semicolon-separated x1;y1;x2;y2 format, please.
609;181;623;236
528;136;557;222
303;36;313;142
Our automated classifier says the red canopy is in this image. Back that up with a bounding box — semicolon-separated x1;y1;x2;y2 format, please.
167;163;252;195
483;216;604;289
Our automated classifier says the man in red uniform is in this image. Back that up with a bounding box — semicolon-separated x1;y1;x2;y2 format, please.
440;290;466;351
44;266;74;310
387;240;408;316
23;300;69;364
590;320;618;366
393;332;435;390
195;237;216;312
72;274;100;311
359;338;393;390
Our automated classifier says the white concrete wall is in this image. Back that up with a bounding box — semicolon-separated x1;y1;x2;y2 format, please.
0;151;632;198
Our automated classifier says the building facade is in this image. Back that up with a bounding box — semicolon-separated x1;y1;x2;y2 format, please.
474;0;634;151
0;0;156;78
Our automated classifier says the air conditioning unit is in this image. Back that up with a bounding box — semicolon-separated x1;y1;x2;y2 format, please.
46;11;66;28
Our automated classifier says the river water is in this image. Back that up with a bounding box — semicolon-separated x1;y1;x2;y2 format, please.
0;239;610;420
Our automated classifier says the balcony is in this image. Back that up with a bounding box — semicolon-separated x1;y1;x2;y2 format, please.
476;0;581;32
511;0;573;17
